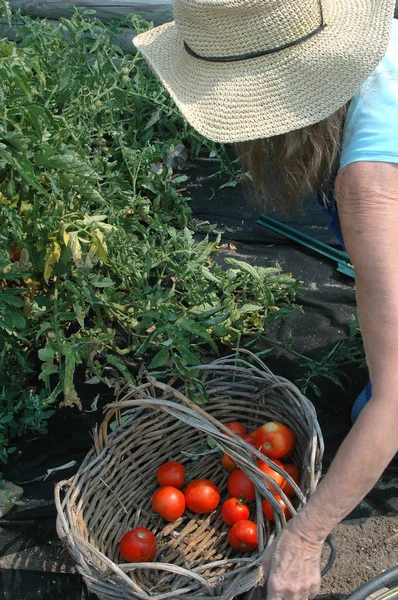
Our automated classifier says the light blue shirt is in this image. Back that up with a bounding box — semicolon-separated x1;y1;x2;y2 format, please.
339;19;398;171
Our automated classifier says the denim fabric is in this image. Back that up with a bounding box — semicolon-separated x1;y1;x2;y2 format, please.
316;180;346;250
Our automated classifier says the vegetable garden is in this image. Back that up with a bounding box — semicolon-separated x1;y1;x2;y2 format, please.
1;3;397;600
0;1;305;470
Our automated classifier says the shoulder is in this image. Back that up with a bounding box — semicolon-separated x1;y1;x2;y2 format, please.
335;162;398;206
338;19;398;172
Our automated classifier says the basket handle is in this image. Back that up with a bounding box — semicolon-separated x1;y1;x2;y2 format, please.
54;478;77;551
95;377;250;453
95;381;302;528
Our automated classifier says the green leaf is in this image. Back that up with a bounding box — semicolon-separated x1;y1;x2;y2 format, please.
200;266;220;283
38;348;55;362
106;354;136;385
177;346;201;366
88;274;115;288
39;365;59;380
240;304;263;313
148;347;170;369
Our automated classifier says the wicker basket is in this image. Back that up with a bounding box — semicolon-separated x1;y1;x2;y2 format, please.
55;351;324;600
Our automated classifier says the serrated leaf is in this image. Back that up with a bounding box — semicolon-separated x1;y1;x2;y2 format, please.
240;304;263;313
106;354;136;384
177;346;201;366
148;347;170;369
9;310;26;330
88;274;115;288
203;313;229;326
224;258;260;279
200;265;220;283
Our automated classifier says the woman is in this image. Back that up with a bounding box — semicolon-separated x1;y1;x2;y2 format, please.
133;1;398;599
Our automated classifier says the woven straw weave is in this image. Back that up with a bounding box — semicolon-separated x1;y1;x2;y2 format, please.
133;0;396;142
55;351;324;600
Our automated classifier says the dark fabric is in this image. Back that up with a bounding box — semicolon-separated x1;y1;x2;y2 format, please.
1;160;397;600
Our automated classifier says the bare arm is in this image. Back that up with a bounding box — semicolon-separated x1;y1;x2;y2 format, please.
264;161;398;600
291;161;398;541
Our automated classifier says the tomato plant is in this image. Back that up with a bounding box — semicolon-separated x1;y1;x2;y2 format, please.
262;494;291;522
224;421;247;436
184;479;220;513
257;458;284;491
228;520;258;551
221;453;237;471
156;461;185;489
256;421;296;459
152;486;185;521
227;468;256;502
281;463;300;497
221;497;250;526
119;527;157;562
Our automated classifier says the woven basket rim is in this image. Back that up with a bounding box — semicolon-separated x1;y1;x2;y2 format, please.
55;350;324;600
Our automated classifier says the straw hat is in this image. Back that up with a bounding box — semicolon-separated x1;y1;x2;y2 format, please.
133;0;396;143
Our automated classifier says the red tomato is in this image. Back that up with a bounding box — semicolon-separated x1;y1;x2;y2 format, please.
262;494;291;522
119;527;156;562
227;468;256;502
221;497;250;526
221;453;237;471
256;421;296;459
281;464;300;497
228;520;258;551
156;461;185;489
224;421;247;437
152;486;185;521
10;246;20;262
184;479;220;513
257;458;285;491
241;434;258;449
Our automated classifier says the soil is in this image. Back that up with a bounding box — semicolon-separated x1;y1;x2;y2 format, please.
319;516;398;597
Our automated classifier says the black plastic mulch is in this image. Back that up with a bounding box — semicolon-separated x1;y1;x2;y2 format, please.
1;160;397;599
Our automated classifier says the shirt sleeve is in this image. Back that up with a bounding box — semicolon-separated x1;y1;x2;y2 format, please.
339;19;398;172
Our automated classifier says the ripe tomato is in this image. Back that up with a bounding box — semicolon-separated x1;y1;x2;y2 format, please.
221;453;237;471
184;479;220;513
227;468;256;502
262;494;291;522
281;463;300;497
228;520;258;551
221;497;250;526
10;245;20;262
241;434;258;449
256;421;296;459
152;486;185;521
156;461;185;489
224;421;247;437
119;527;156;562
257;458;285;491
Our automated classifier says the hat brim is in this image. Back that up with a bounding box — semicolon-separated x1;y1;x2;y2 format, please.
133;0;395;143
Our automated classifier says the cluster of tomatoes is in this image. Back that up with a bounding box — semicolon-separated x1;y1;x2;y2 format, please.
119;419;299;563
119;461;221;562
220;420;300;550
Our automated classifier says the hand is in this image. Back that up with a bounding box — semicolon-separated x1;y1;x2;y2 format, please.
262;521;324;600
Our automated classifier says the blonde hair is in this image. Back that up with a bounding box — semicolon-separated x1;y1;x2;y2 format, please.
236;104;348;212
